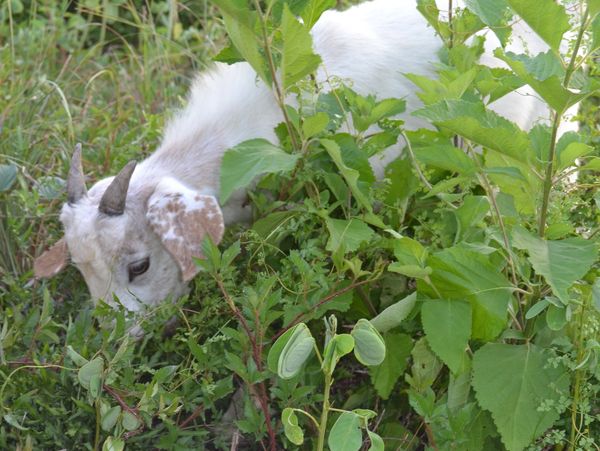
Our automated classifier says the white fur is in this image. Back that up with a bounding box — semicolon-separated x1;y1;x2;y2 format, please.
50;0;576;310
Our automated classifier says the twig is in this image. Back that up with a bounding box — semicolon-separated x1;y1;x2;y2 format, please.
179;403;204;429
271;278;374;342
103;384;139;417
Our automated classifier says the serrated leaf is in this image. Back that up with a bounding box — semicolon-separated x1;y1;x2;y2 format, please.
421;300;471;374
302;112;329;138
472;343;569;451
512;227;597;303
220;139;299;203
464;0;512;45
557;142;593;171
282;408;304;445
370;292;417;333
506;0;570;51
420;246;512;341
413;144;477;174
300;0;335;28
369;333;412;399
328;412;362;451
277;323;315;379
414;100;533;163
281;5;321;89
351;319;386;366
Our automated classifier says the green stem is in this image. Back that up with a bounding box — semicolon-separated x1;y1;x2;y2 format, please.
569;297;588;450
252;0;300;152
539;5;589;237
317;373;333;451
563;7;589;90
538;112;561;238
94;400;101;451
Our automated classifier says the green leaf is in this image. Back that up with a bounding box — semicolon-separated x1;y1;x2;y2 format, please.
78;357;104;389
351;319;386;366
67;345;89;366
276;323;315;379
321;138;372;211
370;292;417;333
593;278;600;313
414;100;533;163
512;227;597;303
322;333;355;375
101;406;121;432
525;298;550;319
413;144;477;175
300;0;335;28
122;411;140;431
282;408;304;445
472;343;569;451
496;50;583;112
369;333;412;399
302;112;329;138
546;303;568;330
102;436;124;451
281;5;321;89
222;14;269;84
367;429;384;451
220;139;299;203
325;218;374;253
420;246;512;341
557;142;593;171
328;412;362;451
421;300;471;374
0;164;17;192
464;0;512;45
407;338;443;391
506;0;570;51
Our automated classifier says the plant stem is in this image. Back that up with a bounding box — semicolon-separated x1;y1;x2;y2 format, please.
538;111;561;238
569;297;588;450
317;373;333;451
563;7;589;90
539;5;589;237
252;0;300;152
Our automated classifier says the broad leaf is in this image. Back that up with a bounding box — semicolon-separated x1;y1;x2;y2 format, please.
421;300;471;374
220;139;299;203
414;100;533;163
321;138;372;211
369;333;412;399
512;227;597;303
420;246;512;341
281;6;321;89
472;343;569;451
282;408;304;445
325;218;374;253
464;0;512;45
101;406;121;432
506;0;570;51
413;144;477;175
78;357;104;389
328;412;362;451
300;0;335;28
496;50;583;112
351;319;386;366
275;323;315;379
370;292;417;333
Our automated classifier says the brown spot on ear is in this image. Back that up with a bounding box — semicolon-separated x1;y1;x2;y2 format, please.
34;238;69;278
147;194;224;282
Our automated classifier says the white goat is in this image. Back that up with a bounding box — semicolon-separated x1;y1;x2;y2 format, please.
33;0;572;311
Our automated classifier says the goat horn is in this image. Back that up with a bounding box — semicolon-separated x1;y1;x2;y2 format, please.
98;160;137;216
67;143;87;204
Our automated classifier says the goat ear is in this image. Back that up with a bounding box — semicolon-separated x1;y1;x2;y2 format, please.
34;238;69;278
146;181;224;282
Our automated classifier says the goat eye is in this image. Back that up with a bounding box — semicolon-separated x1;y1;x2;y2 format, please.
128;258;150;282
